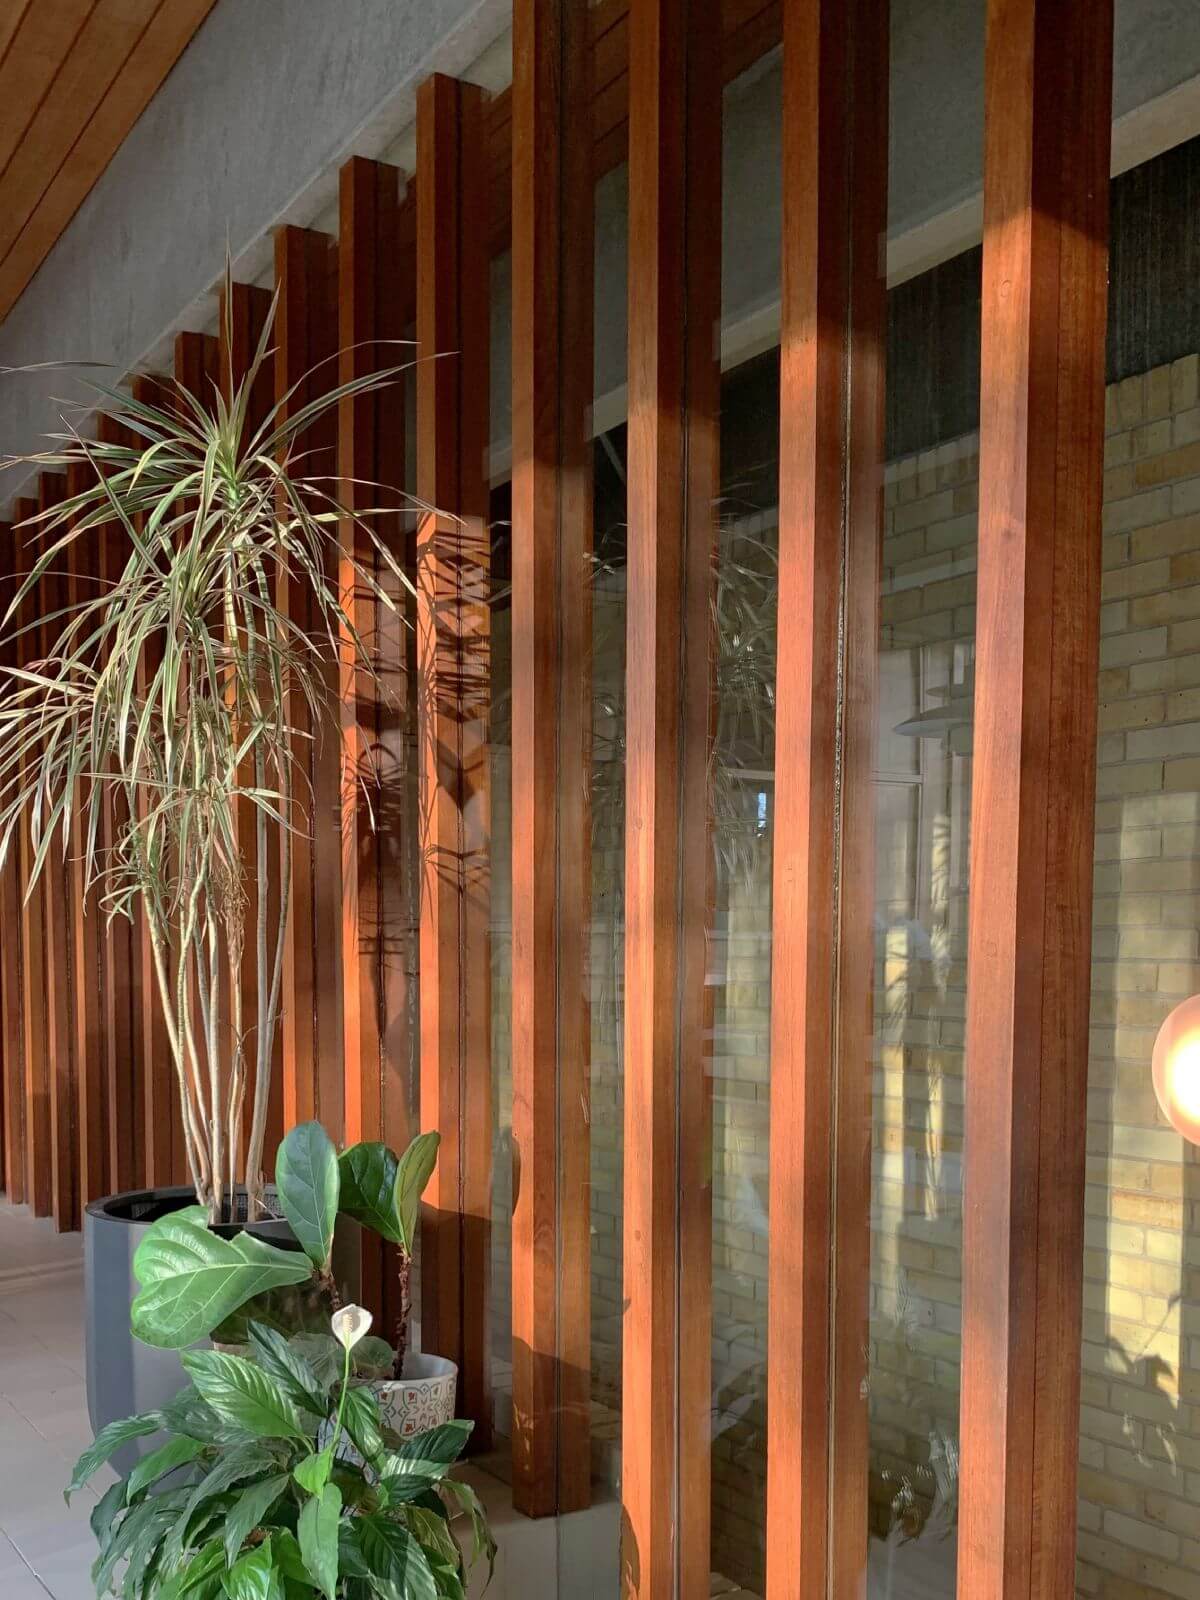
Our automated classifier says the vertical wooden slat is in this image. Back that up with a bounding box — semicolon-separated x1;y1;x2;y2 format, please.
16;493;51;1216
338;155;400;1147
510;0;595;1519
36;471;78;1230
415;72;493;1446
766;3;888;1596
338;154;411;1326
218;279;284;1165
0;520;25;1205
274;225;343;1138
96;411;140;1193
959;0;1113;1595
378;190;418;1169
622;0;721;1591
131;374;179;1190
173;334;219;1190
65;462;109;1211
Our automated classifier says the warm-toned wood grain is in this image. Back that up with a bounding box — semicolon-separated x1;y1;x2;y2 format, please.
509;0;595;1519
0;520;25;1205
35;472;78;1230
0;0;159;268
65;461;109;1212
416;73;493;1449
338;155;400;1149
95;411;140;1193
15;494;52;1217
622;1;721;1592
958;1;1113;1596
217;280;283;1165
337;154;414;1322
0;0;219;323
274;226;343;1138
130;373;179;1190
766;2;887;1594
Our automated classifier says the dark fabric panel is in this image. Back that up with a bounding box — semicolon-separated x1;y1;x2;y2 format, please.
880;132;1200;458
886;246;983;460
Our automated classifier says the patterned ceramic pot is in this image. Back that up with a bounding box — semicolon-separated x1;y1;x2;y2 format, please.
327;1352;458;1465
374;1352;458;1438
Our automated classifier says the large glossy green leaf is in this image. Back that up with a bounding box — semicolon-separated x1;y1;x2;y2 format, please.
222;1474;291;1567
169;1442;283;1567
337;1142;402;1244
275;1122;340;1269
440;1477;497;1579
292;1448;333;1496
246;1321;328;1414
156;1538;226;1600
131;1209;313;1349
65;1412;162;1500
356;1514;437;1600
377;1421;472;1483
341;1384;384;1466
393;1132;440;1254
297;1482;341;1600
126;1434;205;1501
225;1537;282;1600
181;1351;308;1440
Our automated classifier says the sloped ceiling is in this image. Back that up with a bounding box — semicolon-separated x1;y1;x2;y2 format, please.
0;0;217;326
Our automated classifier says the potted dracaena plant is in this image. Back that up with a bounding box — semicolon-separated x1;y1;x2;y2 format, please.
130;1122;459;1450
0;276;417;1438
65;1301;495;1600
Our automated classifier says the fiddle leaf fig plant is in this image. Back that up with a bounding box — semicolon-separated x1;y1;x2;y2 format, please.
66;1311;495;1600
131;1123;441;1381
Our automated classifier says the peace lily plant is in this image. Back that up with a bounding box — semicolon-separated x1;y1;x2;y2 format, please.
65;1122;491;1600
66;1302;494;1600
0;278;416;1222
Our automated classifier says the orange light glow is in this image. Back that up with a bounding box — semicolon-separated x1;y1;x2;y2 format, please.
1152;994;1200;1144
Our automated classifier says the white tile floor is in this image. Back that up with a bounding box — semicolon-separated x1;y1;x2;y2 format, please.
0;1201;100;1600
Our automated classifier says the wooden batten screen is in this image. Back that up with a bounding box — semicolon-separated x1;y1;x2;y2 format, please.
274;226;344;1137
337;153;417;1325
415;72;493;1448
765;0;887;1596
14;493;51;1218
0;520;23;1206
130;373;185;1190
958;0;1113;1595
622;0;721;1593
218;280;285;1164
0;6;1121;1591
509;0;595;1520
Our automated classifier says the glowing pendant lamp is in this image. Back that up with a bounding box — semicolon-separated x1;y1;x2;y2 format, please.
1152;994;1200;1144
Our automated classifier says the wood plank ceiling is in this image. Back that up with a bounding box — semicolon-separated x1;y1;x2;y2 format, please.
0;0;217;326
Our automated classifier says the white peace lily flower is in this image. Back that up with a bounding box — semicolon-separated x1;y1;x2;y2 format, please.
331;1304;373;1351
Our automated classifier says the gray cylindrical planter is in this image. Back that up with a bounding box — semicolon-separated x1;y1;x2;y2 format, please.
84;1186;196;1465
84;1187;361;1475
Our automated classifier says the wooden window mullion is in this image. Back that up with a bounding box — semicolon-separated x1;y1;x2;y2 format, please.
766;2;888;1595
622;0;721;1591
415;71;493;1448
274;226;343;1139
0;520;24;1206
510;0;595;1519
65;460;108;1211
959;0;1113;1594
